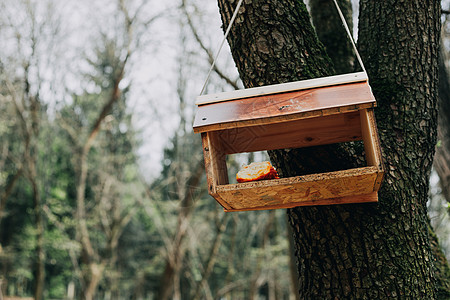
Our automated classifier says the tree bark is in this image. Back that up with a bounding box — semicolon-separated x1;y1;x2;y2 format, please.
216;0;447;298
309;0;355;74
313;0;450;297
83;263;106;300
434;42;450;202
430;19;450;300
358;2;446;298
218;0;332;88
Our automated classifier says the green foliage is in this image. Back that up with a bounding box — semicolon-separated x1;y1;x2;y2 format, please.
0;1;293;299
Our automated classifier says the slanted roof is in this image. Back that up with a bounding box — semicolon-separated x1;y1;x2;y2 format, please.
193;72;376;133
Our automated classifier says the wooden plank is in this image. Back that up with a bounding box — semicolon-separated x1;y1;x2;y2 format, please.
193;82;376;133
216;111;362;154
214;167;379;210
201;132;232;210
196;72;368;105
193;103;374;134
360;109;385;192
201;133;229;195
373;172;385;193
360;109;380;167
210;193;232;211
207;132;229;185
201;132;217;195
222;192;378;212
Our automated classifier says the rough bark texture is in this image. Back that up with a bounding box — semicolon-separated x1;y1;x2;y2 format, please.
430;21;450;300
429;222;450;299
315;0;450;297
310;0;356;74
358;2;445;298
217;0;446;298
435;43;450;202
218;0;332;88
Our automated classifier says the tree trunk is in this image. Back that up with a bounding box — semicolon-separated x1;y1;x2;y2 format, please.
84;263;105;300
218;0;332;88
314;0;450;297
434;42;450;202
216;0;448;298
154;160;205;300
24;66;45;300
292;2;353;297
32;179;45;300
192;214;228;300
358;2;445;297
430;16;450;300
309;0;355;74
286;223;300;300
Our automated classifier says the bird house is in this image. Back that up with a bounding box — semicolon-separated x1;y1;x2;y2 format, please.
193;72;384;212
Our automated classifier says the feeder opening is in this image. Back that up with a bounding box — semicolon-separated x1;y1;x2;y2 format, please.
222;140;367;185
194;73;384;211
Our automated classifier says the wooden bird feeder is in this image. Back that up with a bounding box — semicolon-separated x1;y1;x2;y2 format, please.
193;72;384;212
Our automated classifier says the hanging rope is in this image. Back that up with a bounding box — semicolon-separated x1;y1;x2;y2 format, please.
200;0;365;95
199;0;244;95
332;0;366;73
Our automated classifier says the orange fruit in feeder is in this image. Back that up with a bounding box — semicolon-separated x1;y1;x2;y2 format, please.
236;161;280;183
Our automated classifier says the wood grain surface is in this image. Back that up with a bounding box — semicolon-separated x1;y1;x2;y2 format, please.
215;111;362;154
196;72;368;105
193;81;375;133
214;166;381;211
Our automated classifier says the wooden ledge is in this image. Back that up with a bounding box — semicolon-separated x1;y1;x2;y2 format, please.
222;192;379;212
196;72;368;105
214;166;382;211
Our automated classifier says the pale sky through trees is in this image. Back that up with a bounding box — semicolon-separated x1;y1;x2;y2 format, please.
5;0;358;180
1;0;450;298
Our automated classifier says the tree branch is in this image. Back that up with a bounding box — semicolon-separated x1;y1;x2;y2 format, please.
84;59;127;153
137;175;173;250
155;158;205;300
192;213;229;300
56;112;81;146
181;0;240;90
77;34;130;272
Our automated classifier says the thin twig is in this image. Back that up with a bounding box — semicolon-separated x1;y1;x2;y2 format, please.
192;213;229;300
181;0;240;90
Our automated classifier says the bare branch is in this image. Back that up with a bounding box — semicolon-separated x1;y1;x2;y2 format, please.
181;0;240;90
137;175;173;253
216;280;248;298
84;59;127;153
98;177;115;236
55;112;82;146
4;79;30;142
192;213;229;300
155;158;205;300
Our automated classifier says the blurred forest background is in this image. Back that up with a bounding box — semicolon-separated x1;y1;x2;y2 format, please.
0;0;449;299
